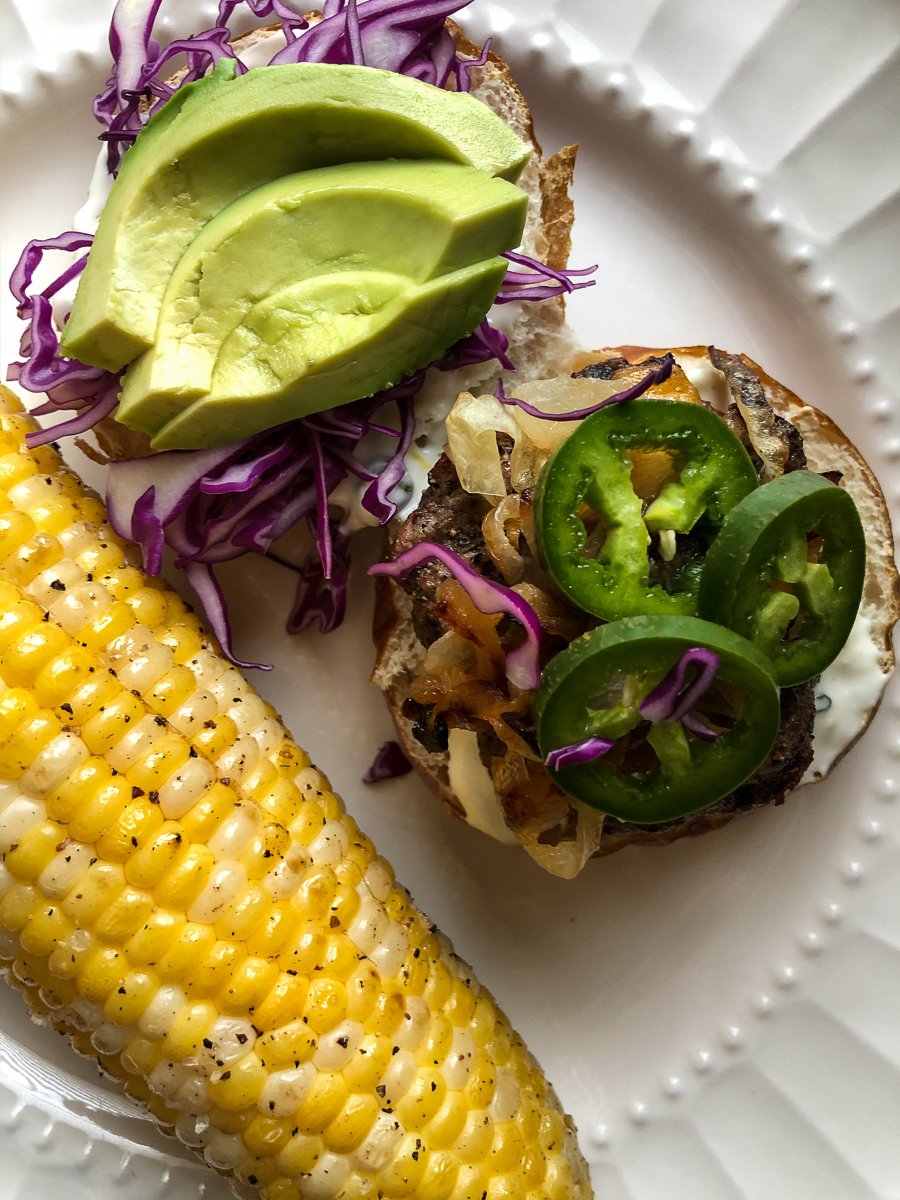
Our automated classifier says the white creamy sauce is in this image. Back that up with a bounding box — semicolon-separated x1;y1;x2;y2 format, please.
675;352;731;410
446;729;518;845
803;613;886;783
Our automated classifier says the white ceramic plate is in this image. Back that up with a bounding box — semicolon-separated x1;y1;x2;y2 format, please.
1;3;899;1198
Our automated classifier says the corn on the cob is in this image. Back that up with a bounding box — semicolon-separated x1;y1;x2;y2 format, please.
0;386;591;1200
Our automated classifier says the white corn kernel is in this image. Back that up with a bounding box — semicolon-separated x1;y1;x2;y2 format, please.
346;895;389;959
203;1130;246;1171
308;820;349;869
380;1049;417;1107
187;863;248;924
393;996;430;1054
20;732;89;796
104;626;172;691
156;755;217;820
167;688;219;737
208;806;261;862
490;1067;521;1122
313;1021;364;1072
0;796;44;853
106;714;162;773
444;1027;477;1090
302;1151;350;1199
28;559;86;607
257;1063;315;1117
351;1112;404;1172
50;583;111;634
38;841;93;900
138;984;185;1039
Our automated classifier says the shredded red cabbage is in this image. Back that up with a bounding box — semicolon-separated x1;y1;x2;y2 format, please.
497;354;675;422
545;736;614;771
363;739;413;783
639;646;720;724
497;250;597;304
369;540;544;691
544;646;722;775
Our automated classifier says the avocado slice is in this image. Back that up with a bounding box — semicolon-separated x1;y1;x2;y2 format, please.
116;158;527;443
141;259;507;449
61;60;531;372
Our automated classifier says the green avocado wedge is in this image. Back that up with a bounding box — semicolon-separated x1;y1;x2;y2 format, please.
131;257;508;450
60;60;531;372
115;158;527;444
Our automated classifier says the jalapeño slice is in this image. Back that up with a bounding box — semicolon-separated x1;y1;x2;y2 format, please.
535;616;780;824
534;398;758;620
698;470;865;685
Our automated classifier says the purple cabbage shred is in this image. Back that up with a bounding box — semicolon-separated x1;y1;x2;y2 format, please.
363;740;413;783
369;540;544;691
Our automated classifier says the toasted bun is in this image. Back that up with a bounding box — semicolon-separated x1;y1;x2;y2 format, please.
372;346;900;876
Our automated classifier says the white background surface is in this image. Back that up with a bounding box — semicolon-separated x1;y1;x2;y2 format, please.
1;2;899;1198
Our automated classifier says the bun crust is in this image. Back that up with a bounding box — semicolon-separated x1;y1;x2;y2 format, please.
372;346;900;870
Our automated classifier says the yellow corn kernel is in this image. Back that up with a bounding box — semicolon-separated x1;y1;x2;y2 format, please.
0;510;36;561
342;1034;393;1092
0;710;61;777
193;712;239;760
2;530;63;587
33;644;95;709
303;977;347;1034
4;819;66;881
97;563;145;602
324;1092;380;1154
292;1071;349;1137
256;1019;318;1070
76;944;125;1004
152;842;215;910
65;774;132;844
249;972;309;1033
208;1054;269;1112
94;886;155;943
95;798;165;863
1;621;71;685
423;1092;469;1151
65;668;121;724
0;686;39;741
19;903;71;958
243;1115;292;1158
159;621;204;665
125;909;185;967
0;883;38;933
244;902;300;960
163;1000;217;1061
124;585;169;629
396;1070;446;1132
149;664;201;717
80;691;146;755
103;969;159;1026
218;955;279;1015
415;1151;459;1200
121;1035;163;1077
376;1134;428;1196
60;860;126;926
177;782;235;843
154;921;217;981
186;939;245;998
274;1132;326;1178
125;823;187;889
77;599;136;653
